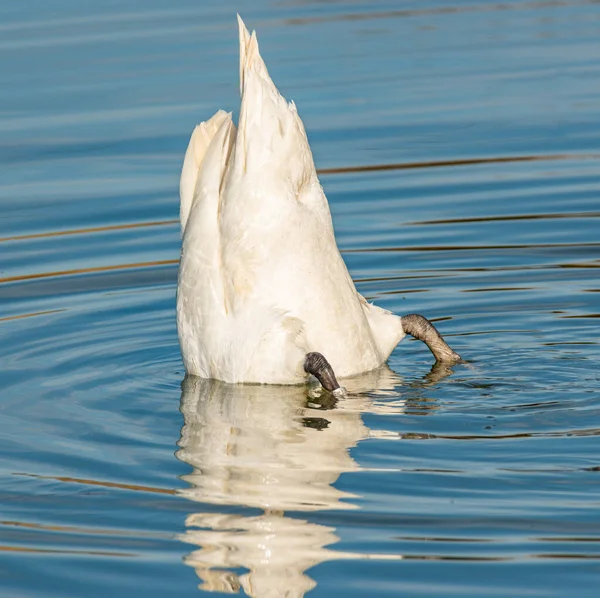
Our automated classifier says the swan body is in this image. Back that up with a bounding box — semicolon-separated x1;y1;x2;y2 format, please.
177;16;459;386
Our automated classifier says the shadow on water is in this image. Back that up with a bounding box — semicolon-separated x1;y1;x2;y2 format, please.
174;364;455;597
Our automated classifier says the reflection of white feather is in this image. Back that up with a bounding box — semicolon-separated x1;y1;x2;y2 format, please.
176;368;403;597
177;377;368;512
177;16;405;384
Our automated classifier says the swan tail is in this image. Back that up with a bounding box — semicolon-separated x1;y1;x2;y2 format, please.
180;109;232;234
237;14;252;96
233;16;316;193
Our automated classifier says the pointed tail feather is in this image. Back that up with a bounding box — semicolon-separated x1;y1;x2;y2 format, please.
234;16;316;194
237;14;251;96
237;15;271;96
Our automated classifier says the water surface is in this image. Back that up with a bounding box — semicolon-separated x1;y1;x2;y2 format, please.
2;1;600;596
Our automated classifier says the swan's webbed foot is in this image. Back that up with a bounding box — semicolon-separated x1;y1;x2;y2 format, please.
401;313;462;363
304;352;345;395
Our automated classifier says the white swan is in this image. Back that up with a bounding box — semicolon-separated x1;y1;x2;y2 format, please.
177;16;460;390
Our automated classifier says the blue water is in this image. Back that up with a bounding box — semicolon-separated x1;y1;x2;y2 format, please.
2;1;600;596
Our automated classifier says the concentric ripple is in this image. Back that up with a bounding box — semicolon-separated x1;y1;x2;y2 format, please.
1;1;600;597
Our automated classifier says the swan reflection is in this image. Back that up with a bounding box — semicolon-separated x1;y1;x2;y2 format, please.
176;367;438;596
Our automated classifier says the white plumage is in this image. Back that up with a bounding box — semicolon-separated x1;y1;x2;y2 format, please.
177;16;455;385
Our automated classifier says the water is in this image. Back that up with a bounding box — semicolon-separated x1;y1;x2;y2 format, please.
2;1;600;596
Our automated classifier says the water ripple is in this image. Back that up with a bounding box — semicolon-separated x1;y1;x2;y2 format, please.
2;1;600;596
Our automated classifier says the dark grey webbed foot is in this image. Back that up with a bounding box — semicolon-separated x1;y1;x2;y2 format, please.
304;352;341;392
401;313;462;363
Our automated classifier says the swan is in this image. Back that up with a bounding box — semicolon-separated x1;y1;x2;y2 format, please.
177;16;461;391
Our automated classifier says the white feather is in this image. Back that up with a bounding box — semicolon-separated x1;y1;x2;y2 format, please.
177;16;405;383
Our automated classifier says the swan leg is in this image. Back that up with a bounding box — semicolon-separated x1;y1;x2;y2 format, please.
304;352;342;393
401;313;462;363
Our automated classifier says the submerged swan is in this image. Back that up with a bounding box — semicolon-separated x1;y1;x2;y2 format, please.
177;16;461;390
